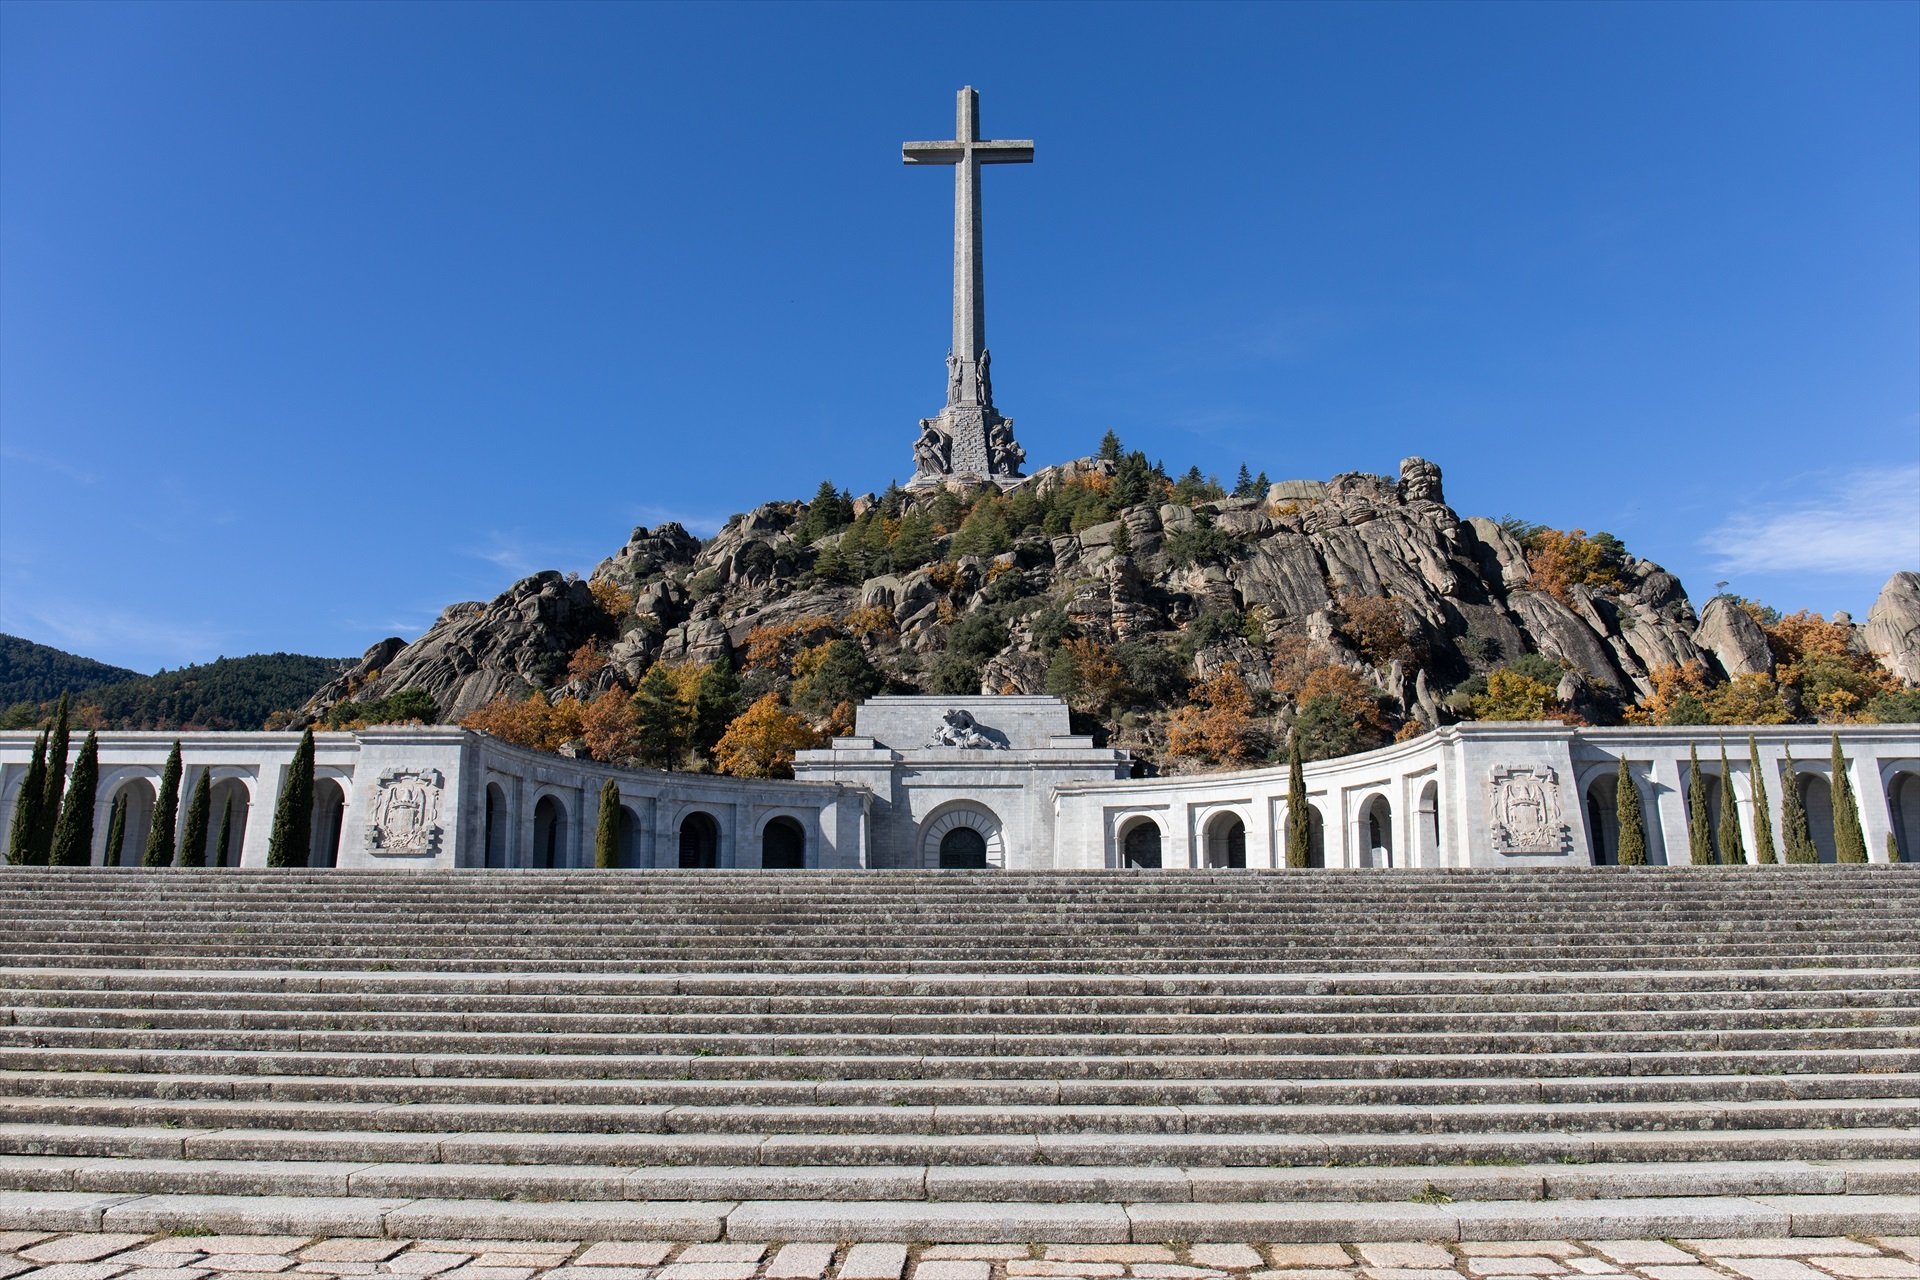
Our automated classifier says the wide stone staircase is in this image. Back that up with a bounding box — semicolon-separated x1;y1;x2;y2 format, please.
0;866;1916;1242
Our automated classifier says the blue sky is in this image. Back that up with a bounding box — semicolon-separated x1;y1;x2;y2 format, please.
2;0;1916;673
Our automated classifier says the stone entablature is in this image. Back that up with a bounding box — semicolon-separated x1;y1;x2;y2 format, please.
3;712;1916;870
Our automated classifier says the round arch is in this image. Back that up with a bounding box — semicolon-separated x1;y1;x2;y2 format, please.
1800;771;1836;864
1584;770;1619;866
1414;779;1440;867
309;777;347;868
1887;769;1920;864
533;793;569;869
679;809;721;868
207;775;252;866
97;771;160;866
760;814;807;869
482;781;511;868
1200;808;1248;869
1117;814;1165;869
1359;792;1394;868
918;802;1005;869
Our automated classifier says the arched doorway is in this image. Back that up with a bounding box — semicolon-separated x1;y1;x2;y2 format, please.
533;795;567;869
1801;772;1836;864
1121;819;1162;869
1416;781;1440;867
104;777;157;867
618;805;642;868
1889;771;1920;863
939;826;989;868
309;778;345;868
208;777;250;867
1203;812;1246;868
762;816;806;869
1361;794;1393;867
679;811;720;868
1586;773;1618;866
483;783;509;868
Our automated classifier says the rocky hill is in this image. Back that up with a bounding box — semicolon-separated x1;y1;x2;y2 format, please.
295;452;1920;772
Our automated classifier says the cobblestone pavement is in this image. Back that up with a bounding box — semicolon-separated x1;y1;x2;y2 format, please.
3;1234;1917;1280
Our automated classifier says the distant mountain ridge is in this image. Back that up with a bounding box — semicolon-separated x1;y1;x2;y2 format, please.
0;637;348;731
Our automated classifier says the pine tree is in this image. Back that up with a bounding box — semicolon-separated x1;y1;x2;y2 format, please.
5;733;47;865
104;793;128;868
1687;745;1714;865
48;732;99;866
179;772;212;868
1615;758;1648;866
1780;746;1816;864
34;694;72;863
143;743;183;867
1717;741;1745;865
267;730;315;867
1234;464;1255;498
633;666;687;771
691;659;743;762
889;511;936;571
1097;429;1123;461
595;778;621;869
1285;735;1311;869
213;798;234;868
1748;736;1777;864
1829;733;1868;863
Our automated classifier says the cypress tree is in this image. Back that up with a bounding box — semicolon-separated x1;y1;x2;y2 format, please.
595;778;620;869
143;742;183;867
48;732;100;866
6;733;47;865
179;772;212;868
34;694;72;863
1686;745;1714;865
1717;741;1745;865
1285;734;1311;869
1748;736;1777;864
1780;746;1816;864
1615;758;1648;866
1829;733;1868;863
214;798;234;868
104;792;128;868
267;729;315;868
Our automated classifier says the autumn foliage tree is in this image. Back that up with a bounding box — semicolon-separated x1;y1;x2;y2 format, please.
713;694;821;779
1167;664;1258;767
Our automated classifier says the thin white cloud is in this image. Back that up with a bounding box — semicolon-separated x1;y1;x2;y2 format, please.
627;504;728;539
1702;466;1920;576
0;446;97;486
0;599;226;670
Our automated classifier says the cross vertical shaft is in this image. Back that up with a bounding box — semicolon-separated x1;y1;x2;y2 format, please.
953;88;984;403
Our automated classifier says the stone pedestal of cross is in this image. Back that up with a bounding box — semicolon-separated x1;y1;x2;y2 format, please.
904;87;1032;487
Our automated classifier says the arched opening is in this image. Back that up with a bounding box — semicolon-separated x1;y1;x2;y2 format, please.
1304;805;1325;868
1801;772;1836;864
762;816;806;869
104;777;157;867
679;811;720;868
1121;819;1162;869
1362;794;1394;868
939;826;989;868
484;783;509;868
1585;773;1619;866
208;778;250;866
1203;812;1247;869
308;778;345;868
1889;771;1920;863
1693;769;1726;860
618;805;642;868
534;795;567;869
1417;781;1440;867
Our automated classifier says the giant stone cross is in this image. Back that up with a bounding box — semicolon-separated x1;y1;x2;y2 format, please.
904;87;1031;487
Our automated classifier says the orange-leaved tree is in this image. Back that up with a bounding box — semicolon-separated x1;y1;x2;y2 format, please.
713;695;823;779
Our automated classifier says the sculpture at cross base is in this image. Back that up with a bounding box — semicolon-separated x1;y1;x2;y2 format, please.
903;87;1032;488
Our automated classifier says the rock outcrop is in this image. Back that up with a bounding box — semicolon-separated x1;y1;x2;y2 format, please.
1866;571;1920;686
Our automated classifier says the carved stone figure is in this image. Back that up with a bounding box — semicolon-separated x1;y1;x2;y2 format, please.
367;767;445;855
946;350;962;402
987;418;1024;476
925;708;1007;750
977;348;992;406
914;419;950;476
1486;764;1568;854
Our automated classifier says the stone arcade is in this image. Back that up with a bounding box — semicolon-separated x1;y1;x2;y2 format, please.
3;702;1917;869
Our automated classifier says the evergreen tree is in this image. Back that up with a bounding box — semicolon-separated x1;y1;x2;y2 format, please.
889;511;936;572
5;733;47;865
143;743;183;867
34;694;71;863
104;792;128;868
1233;464;1256;498
48;731;99;866
267;730;315;868
1285;735;1311;869
179;771;212;868
213;798;234;868
796;480;853;544
595;777;620;869
1717;741;1745;865
1829;733;1868;863
633;666;687;771
1615;758;1648;866
1748;736;1777;864
1780;746;1816;864
1253;470;1270;495
1097;429;1122;461
690;658;743;762
1686;745;1714;865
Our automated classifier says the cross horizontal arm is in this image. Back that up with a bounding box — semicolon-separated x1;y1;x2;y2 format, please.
902;143;964;165
902;140;1035;166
